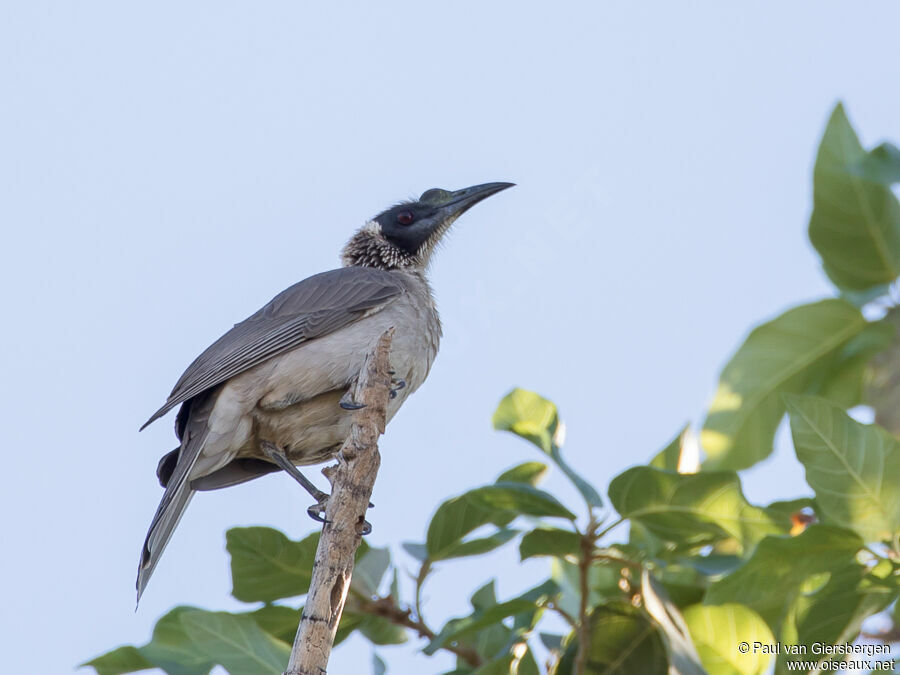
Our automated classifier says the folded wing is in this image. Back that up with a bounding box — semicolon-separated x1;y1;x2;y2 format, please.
141;266;405;429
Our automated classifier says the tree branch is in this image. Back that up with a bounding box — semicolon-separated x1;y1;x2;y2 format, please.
284;329;394;675
574;518;599;675
357;596;483;668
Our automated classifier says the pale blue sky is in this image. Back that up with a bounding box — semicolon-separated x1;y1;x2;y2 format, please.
3;2;900;673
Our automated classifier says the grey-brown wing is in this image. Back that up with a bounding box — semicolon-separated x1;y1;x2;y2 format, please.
141;267;404;429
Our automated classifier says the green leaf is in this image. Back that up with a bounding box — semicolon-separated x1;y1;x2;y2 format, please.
472;644;541;675
493;388;559;452
438;581;556;664
608;466;788;552
786;394;900;542
427;581;555;662
650;424;690;472
426;493;500;561
683;604;774;675
860;142;900;183
702;299;867;470
401;542;427;562
456;582;516;661
81;608;245;675
471;580;498;610
358;615;408;645
426;483;574;561
471;655;514;675
352;546;391;596
519;527;581;561
435;528;519;561
470;483;575;519
763;497;816;521
389;568;401;601
640;569;705;675
137;606;215;675
867;308;900;436
560;602;669;674
655;563;705;608
515;577;562;606
515;644;541;675
425;599;538;654
493;388;602;508
809;103;900;292
496;461;548;486
334;611;366;646
80;647;154;675
227;527;318;602
817;319;893;408
540;632;564;651
243;605;299;644
705;525;863;635
373;652;387;675
678;553;743;578
179;610;290;675
551;558;621;620
627;520;666;557
550;444;604;509
778;562;895;673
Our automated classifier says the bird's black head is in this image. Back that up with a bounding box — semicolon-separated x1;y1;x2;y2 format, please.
342;182;515;270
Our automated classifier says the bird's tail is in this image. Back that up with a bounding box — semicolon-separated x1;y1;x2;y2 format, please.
136;428;208;605
136;478;195;605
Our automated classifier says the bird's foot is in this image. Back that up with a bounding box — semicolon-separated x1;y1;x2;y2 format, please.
307;495;330;524
389;377;406;400
341;375;404;404
339;389;366;410
307;495;374;533
260;441;374;531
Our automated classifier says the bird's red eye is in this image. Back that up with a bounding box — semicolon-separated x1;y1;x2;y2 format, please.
397;211;414;225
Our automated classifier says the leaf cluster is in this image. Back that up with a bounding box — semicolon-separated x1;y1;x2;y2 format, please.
85;104;900;675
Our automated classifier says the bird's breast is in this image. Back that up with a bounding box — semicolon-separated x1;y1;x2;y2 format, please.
221;281;440;465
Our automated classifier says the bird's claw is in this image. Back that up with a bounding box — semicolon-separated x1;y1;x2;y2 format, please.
389;378;406;400
339;387;367;410
307;498;329;524
307;497;373;533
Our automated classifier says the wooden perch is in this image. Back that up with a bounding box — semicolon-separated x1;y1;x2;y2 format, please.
284;328;394;675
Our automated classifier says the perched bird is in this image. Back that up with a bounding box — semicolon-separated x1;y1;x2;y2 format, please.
136;182;514;602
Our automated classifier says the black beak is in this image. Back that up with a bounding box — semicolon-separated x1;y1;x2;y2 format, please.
437;182;515;219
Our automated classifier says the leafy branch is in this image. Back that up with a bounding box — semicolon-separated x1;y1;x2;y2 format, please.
84;103;900;675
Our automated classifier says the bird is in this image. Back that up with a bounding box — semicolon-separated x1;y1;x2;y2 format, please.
136;182;514;603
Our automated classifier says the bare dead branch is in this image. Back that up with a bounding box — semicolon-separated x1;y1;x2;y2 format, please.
284;329;394;675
